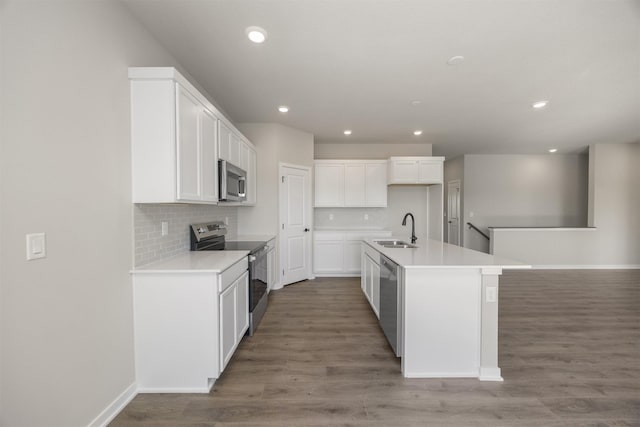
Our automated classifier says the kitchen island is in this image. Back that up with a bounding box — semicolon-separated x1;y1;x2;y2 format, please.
362;239;529;381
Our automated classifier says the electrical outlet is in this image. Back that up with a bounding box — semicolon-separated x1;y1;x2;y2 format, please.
364;214;369;220
329;214;334;220
224;217;229;225
486;287;497;303
161;221;169;236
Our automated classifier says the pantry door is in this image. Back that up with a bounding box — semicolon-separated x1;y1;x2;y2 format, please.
279;163;312;286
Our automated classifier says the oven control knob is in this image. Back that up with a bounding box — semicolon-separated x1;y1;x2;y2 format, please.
249;255;256;262
198;227;205;233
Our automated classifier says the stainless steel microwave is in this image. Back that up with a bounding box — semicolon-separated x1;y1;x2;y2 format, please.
218;160;246;202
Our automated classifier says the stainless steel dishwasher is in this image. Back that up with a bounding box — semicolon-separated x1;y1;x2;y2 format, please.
379;254;400;356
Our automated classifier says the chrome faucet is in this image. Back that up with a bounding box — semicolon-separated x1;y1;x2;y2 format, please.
402;213;417;244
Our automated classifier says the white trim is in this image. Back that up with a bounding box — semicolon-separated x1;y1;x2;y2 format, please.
313;273;361;278
88;382;137;427
136;385;213;394
479;367;504;382
532;264;640;270
403;370;479;378
270;282;285;291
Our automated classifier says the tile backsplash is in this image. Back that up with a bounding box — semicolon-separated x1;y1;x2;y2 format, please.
134;204;238;266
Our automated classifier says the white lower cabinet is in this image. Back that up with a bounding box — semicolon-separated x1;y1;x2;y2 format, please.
132;257;248;393
313;234;344;274
313;230;392;276
220;270;249;371
266;238;277;291
361;244;381;318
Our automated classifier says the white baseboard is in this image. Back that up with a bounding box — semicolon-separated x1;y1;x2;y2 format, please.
313;273;361;277
532;264;640;270
88;382;137;427
136;385;212;393
479;367;504;382
403;371;479;379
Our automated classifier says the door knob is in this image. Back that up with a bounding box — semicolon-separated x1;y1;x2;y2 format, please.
304;228;310;232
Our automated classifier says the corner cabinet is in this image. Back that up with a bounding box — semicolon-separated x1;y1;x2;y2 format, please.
132;257;249;393
387;157;445;185
314;160;387;207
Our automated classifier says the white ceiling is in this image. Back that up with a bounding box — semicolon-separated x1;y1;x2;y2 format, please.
123;0;640;158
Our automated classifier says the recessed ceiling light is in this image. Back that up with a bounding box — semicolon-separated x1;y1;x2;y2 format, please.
413;130;423;136
447;55;465;65
246;26;267;44
532;100;549;109
548;148;558;153
410;100;422;107
278;106;289;113
343;130;352;136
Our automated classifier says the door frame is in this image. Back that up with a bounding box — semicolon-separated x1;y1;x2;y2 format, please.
447;179;462;246
278;162;313;288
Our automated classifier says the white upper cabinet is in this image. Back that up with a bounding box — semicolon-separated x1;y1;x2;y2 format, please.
176;86;201;201
314;160;387;207
200;109;218;202
344;164;366;206
365;162;388;206
130;67;220;204
244;146;257;205
130;67;256;206
218;121;232;163
314;162;345;207
387;156;445;185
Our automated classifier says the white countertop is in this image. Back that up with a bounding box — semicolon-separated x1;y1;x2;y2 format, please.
131;251;249;274
364;239;530;270
315;227;392;232
235;234;276;242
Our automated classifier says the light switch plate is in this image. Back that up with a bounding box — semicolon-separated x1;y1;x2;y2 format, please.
26;233;46;261
161;221;169;236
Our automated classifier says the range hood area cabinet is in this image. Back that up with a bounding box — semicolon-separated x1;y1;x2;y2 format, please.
129;67;257;205
218;121;257;206
387;156;445;185
314;160;387;207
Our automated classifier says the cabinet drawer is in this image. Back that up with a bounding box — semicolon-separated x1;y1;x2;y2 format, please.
219;257;249;293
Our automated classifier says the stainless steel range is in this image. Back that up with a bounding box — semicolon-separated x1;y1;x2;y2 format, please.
190;221;269;336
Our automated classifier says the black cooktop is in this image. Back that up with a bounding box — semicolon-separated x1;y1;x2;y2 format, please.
223;241;267;254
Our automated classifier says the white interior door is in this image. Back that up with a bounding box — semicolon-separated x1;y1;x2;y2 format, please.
447;180;461;246
279;164;312;286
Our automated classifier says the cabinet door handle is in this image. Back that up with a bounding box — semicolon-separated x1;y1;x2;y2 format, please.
304;228;310;232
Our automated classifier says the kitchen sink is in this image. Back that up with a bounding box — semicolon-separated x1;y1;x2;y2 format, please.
375;240;417;249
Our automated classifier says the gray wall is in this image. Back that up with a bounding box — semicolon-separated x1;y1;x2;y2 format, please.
462;154;589;252
0;1;182;425
314;142;432;159
237;123;315;235
491;143;639;266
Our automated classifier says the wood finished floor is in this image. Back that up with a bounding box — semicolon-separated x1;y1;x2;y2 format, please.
111;270;640;426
